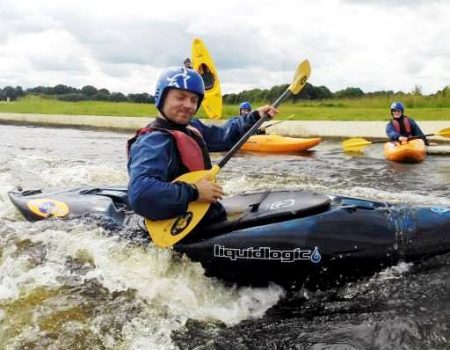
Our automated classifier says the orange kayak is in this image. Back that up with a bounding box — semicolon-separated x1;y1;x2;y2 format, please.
383;139;426;163
241;135;321;153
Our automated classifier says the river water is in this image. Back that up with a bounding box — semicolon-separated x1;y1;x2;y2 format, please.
0;124;449;349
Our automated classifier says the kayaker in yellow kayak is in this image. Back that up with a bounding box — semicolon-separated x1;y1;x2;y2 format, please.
386;102;430;145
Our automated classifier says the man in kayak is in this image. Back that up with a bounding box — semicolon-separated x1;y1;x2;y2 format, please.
386;102;429;145
127;66;277;224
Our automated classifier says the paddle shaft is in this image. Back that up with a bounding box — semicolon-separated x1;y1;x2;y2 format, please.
218;88;291;168
373;134;429;144
358;134;432;146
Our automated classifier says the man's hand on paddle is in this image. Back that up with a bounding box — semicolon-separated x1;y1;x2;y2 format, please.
256;105;278;119
195;178;224;203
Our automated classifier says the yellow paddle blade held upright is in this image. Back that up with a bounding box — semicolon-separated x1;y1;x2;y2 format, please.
145;59;312;248
290;60;311;94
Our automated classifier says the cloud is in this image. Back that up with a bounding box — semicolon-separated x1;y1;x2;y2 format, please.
0;0;449;95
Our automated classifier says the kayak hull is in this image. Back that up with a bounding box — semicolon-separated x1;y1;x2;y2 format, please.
384;139;427;163
241;135;321;153
192;38;222;119
8;187;450;289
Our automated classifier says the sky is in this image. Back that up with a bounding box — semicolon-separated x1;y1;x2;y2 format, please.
1;0;449;96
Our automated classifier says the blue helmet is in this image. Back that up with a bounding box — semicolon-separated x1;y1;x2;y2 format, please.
154;66;205;112
390;101;404;112
240;101;252;110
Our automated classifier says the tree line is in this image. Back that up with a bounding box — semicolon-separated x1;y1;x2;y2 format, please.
1;83;449;104
223;84;450;104
0;85;154;104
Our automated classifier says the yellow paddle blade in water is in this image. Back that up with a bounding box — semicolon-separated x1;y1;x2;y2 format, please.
145;165;221;248
436;127;450;138
342;138;373;152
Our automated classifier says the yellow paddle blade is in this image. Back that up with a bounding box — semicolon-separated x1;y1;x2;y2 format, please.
145;165;221;248
289;59;311;94
342;138;372;152
436;127;450;138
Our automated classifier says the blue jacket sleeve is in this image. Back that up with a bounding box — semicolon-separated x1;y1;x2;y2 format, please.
191;110;261;152
127;132;198;220
386;121;400;141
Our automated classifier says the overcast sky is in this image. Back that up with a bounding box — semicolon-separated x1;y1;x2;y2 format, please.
1;0;449;95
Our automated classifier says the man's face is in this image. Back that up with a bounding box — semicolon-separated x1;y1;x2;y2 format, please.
162;88;198;125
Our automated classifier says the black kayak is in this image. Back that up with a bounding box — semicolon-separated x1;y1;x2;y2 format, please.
8;187;450;289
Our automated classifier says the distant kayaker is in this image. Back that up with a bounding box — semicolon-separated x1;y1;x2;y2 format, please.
127;66;278;224
183;58;193;69
240;101;266;135
239;101;252;116
386;102;430;145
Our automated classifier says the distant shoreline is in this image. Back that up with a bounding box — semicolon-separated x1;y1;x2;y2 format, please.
0;112;449;142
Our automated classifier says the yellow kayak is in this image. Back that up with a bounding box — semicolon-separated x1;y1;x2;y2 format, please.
241;135;321;153
383;139;426;163
191;38;222;119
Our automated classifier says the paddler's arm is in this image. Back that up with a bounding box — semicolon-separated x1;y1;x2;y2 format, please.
190;110;260;151
386;121;400;142
191;105;277;152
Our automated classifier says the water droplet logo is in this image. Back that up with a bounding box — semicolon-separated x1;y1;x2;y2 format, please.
310;246;321;263
431;207;449;215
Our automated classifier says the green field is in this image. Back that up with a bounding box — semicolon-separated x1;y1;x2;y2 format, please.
0;95;449;121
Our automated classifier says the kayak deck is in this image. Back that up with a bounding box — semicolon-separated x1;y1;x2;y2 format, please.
383;139;426;163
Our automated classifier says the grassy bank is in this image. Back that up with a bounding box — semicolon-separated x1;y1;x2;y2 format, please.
0;95;449;121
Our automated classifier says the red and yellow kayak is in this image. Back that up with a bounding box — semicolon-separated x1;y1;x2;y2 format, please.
242;135;321;153
383;139;426;163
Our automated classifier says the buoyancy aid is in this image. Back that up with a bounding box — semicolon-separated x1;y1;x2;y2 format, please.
127;118;212;172
391;116;412;137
